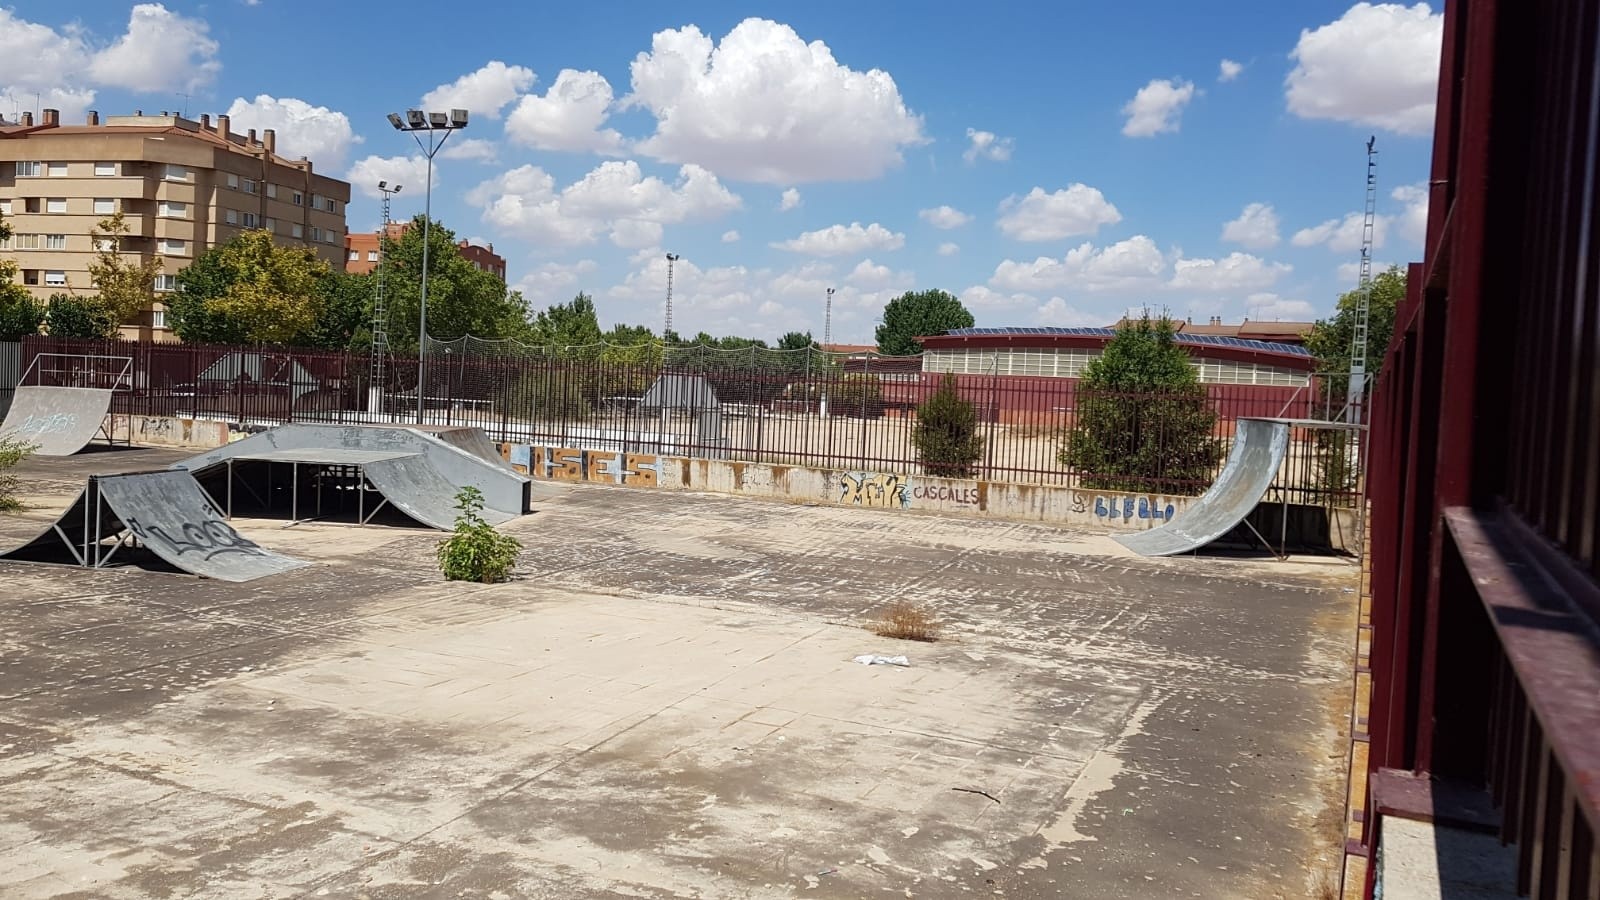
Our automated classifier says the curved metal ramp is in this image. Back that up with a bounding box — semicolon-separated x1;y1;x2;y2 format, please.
362;454;519;530
1;470;308;582
0;386;114;455
1114;418;1291;557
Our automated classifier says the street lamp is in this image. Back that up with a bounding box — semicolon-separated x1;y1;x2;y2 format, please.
388;107;468;424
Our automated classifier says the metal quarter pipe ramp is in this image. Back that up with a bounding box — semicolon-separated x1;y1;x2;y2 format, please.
0;386;115;455
1114;417;1292;557
1;470;309;581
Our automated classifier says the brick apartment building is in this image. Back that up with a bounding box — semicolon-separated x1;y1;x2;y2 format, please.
0;108;351;340
345;221;506;280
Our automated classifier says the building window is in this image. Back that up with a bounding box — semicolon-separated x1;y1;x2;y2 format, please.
323;197;338;213
243;178;257;194
265;183;277;199
93;237;115;252
310;227;322;242
291;223;303;238
44;234;66;250
367;250;378;262
159;200;187;218
0;199;10;215
23;198;40;214
45;198;66;214
291;192;303;206
11;234;40;250
241;212;259;228
226;173;239;189
164;164;188;181
348;250;359;261
44;270;66;286
14;161;41;177
94;198;116;215
94;161;117;177
264;217;277;233
22;270;39;285
151;308;168;329
153;274;177;293
158;238;186;255
225;209;238;225
46;162;67;177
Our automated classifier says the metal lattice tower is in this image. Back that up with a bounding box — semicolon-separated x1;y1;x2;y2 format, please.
1347;136;1379;424
370;182;401;415
824;287;835;348
664;253;680;336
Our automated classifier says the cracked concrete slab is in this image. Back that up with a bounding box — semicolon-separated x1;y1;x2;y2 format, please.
0;448;1355;899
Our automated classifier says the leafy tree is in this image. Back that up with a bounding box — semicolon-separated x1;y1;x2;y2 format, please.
913;373;985;477
875;289;974;356
1060;313;1222;494
436;487;522;583
167;230;331;343
1305;265;1404;379
87;212;164;325
0;208;41;337
530;292;603;348
302;270;371;350
378;216;531;349
43;294;116;338
777;330;816;352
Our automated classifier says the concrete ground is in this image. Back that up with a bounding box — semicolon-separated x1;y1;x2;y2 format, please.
0;447;1356;899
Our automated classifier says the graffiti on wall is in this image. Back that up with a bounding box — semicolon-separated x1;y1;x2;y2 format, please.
838;472;912;509
499;444;661;487
912;484;979;505
1091;494;1177;522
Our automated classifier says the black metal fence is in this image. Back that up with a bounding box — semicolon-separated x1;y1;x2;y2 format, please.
22;334;1360;505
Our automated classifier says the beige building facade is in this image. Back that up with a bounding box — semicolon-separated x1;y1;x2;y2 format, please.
0;108;351;340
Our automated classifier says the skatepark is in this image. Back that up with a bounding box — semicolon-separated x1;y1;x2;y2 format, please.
0;411;1359;899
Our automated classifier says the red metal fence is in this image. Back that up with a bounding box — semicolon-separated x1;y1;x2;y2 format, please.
22;333;1354;504
1357;0;1600;895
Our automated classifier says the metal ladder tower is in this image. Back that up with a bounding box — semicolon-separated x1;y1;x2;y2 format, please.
664;252;680;337
1346;137;1378;424
370;182;401;416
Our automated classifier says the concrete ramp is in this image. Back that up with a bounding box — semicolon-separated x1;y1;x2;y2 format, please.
406;425;511;470
0;386;113;455
1;470;308;582
1115;418;1292;557
178;423;540;518
363;455;519;530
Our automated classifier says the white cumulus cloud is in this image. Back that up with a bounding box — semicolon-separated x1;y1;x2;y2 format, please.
514;260;599;307
1292;211;1390;252
439;138;499;163
964;128;1014;163
991;235;1167;293
779;188;802;211
938;242;960;257
1168;253;1291;292
468;160;742;249
345;156;430;199
505;68;625;154
627;18;925;183
226;95;360;168
1391;183;1429;245
88;3;220;94
722;230;741;243
919;205;972;229
1219;59;1244;82
772;222;905;257
1287;2;1443;135
997;185;1122;241
1245;292;1318;321
1121;78;1197;137
422;61;534;119
1221;202;1281;250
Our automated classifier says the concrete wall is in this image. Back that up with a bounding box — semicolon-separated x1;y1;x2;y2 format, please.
110;414;237;450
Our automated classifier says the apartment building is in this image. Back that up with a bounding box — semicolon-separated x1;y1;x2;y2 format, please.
345;221;507;280
0;108;351;340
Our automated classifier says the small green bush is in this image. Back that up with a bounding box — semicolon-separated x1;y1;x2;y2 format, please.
436;487;522;583
913;373;985;478
0;437;37;511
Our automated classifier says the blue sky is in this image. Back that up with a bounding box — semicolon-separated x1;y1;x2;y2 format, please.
1;1;1441;343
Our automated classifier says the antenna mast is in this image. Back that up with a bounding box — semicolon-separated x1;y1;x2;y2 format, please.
370;181;402;416
664;253;680;336
1346;136;1378;424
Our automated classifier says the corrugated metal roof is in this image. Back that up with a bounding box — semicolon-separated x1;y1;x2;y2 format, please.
938;326;1312;358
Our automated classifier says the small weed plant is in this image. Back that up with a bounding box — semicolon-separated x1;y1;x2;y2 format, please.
867;600;942;642
437;487;522;583
0;438;35;512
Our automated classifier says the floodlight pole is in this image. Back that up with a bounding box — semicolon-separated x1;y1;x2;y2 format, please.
388;108;468;424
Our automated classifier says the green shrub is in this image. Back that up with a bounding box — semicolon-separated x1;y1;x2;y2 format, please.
44;293;116;338
913;373;984;478
436;487;522;583
0;438;36;511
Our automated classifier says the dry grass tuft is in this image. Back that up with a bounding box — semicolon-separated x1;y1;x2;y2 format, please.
1312;866;1341;900
866;600;942;642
